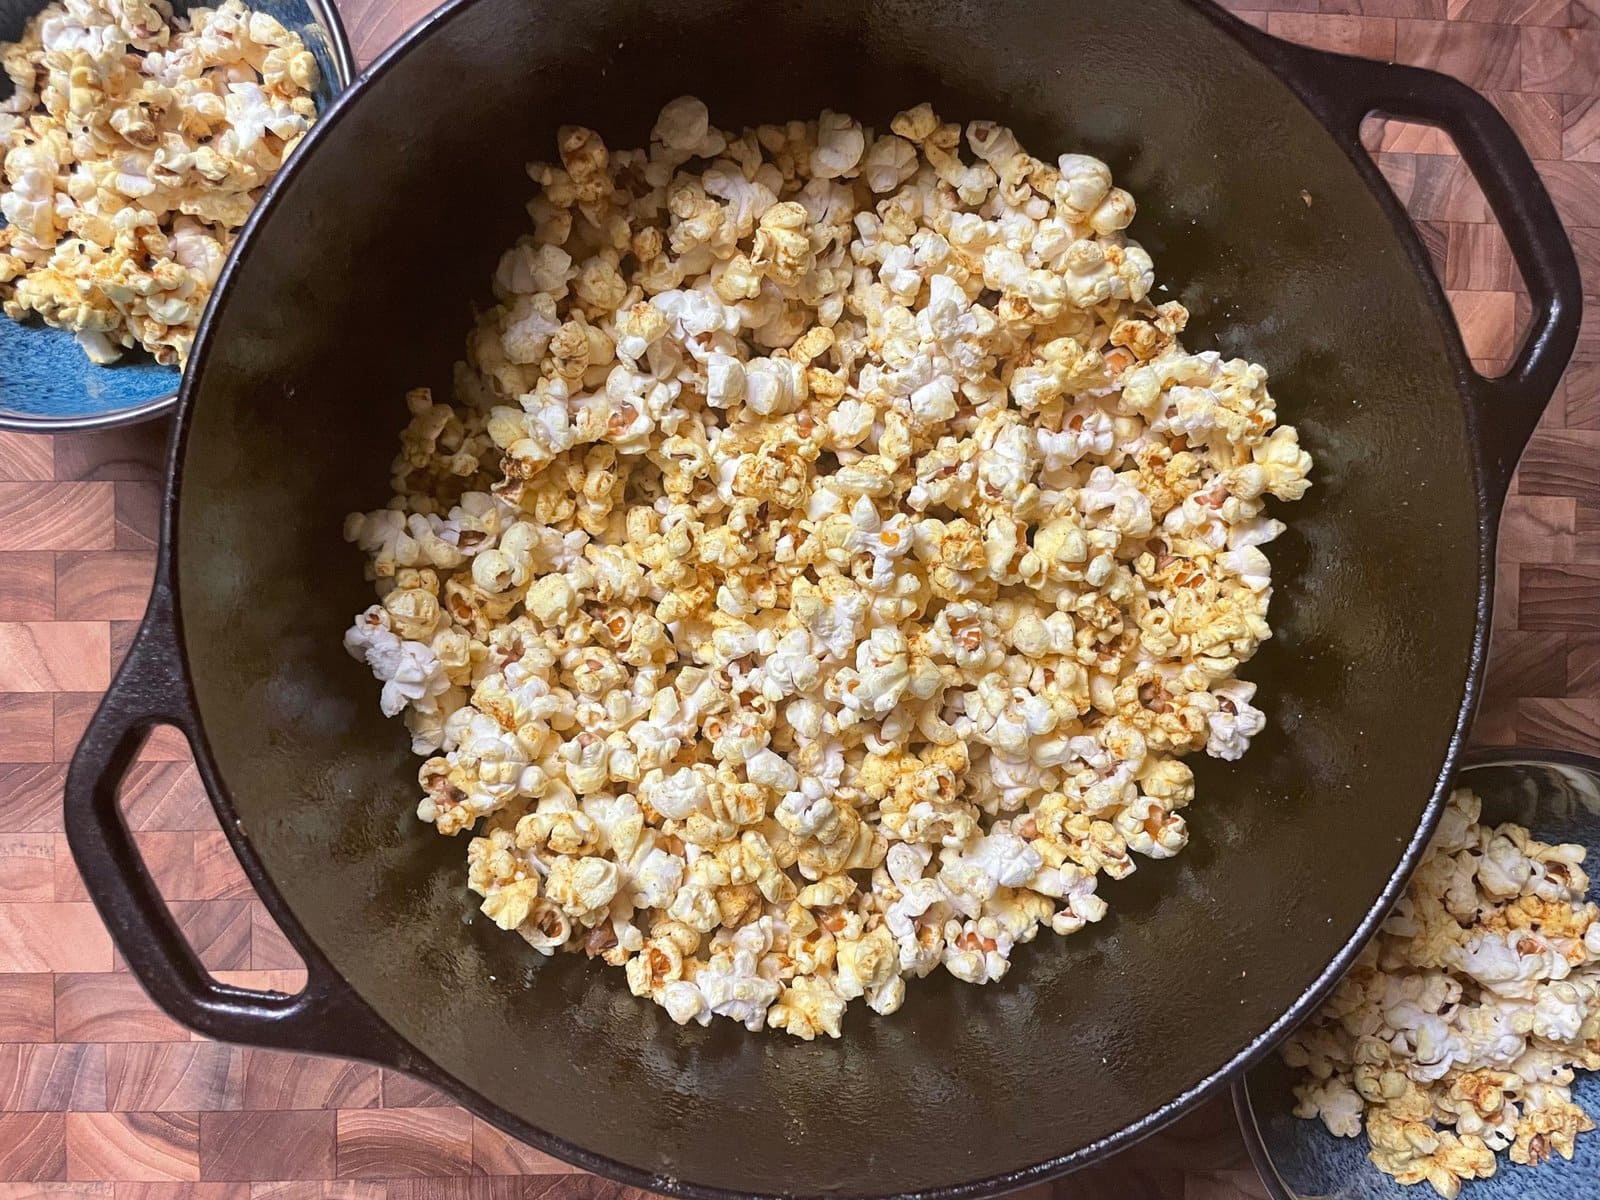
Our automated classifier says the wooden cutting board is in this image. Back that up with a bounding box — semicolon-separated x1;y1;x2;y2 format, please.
2;0;1598;1195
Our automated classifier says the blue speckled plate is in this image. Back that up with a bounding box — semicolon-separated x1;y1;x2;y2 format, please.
0;0;353;431
1237;750;1600;1200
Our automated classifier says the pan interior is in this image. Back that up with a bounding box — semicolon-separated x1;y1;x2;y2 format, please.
176;0;1479;1192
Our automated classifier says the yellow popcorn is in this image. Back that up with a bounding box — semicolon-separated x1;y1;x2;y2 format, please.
0;0;320;365
343;97;1311;1037
1287;789;1600;1195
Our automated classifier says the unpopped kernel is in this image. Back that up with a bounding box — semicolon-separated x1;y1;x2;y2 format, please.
344;98;1312;1037
0;0;319;365
1286;789;1600;1198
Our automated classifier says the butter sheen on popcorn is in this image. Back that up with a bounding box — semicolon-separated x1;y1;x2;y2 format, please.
343;97;1313;1038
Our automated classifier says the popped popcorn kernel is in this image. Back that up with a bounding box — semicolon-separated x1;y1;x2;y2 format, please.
0;0;322;365
1286;788;1600;1195
345;97;1311;1038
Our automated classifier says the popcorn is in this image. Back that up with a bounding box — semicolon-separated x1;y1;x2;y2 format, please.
343;606;452;718
1286;789;1600;1195
345;97;1310;1038
0;0;320;365
811;110;865;181
545;855;623;926
1204;678;1267;761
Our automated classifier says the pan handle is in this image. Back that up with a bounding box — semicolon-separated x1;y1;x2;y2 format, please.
1238;23;1582;498
64;579;410;1066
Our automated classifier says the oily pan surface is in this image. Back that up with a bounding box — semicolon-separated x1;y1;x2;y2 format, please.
174;0;1479;1191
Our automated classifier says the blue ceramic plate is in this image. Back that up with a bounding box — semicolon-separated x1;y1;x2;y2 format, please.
0;0;353;431
1237;750;1600;1200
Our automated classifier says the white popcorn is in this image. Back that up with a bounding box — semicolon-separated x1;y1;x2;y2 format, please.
1080;464;1154;537
0;0;320;365
1204;679;1266;761
743;356;804;416
705;353;746;408
886;878;950;976
811;110;865;180
964;831;1043;889
1298;1079;1365;1140
377;642;451;718
746;748;799;794
652;95;726;160
1451;932;1572;1001
841;627;911;718
346;97;1310;1038
525;575;578;625
625;841;685;909
861;134;918;194
343;607;452;717
646;766;710;821
1286;789;1600;1194
661;979;709;1026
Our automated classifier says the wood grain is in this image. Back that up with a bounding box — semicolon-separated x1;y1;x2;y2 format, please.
2;2;1598;1197
1537;158;1600;227
54;976;192;1045
0;1113;67;1181
468;1120;579;1178
199;1112;337;1182
65;1112;200;1183
51;695;189;763
0;766;65;833
1395;19;1523;89
51;427;166;484
377;1075;453;1111
119;1185;249;1200
1322;1;1442;17
192;834;252;902
105;1045;247;1113
0;557;56;623
0;904;114;973
0;835;54;904
0;974;56;1042
53;554;156;622
1566;92;1600;161
117;765;215;833
335;1110;473;1180
0;484;114;552
1494;88;1564;159
1265;11;1398;53
0;434;54;483
1520;25;1600;92
166;902;253;973
113;482;162;552
251;1185;383;1200
0;625;109;693
0;1045;107;1112
241;1054;379;1112
0;697;52;762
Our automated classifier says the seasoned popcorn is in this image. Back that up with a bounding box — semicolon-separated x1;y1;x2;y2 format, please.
344;98;1312;1037
0;0;319;366
1286;789;1600;1197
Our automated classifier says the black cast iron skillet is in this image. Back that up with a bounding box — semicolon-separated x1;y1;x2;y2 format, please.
64;1;1582;1196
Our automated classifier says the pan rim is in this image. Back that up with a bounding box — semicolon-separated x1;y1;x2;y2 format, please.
159;0;1498;1196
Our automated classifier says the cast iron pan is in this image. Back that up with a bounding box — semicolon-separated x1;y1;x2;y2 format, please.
64;1;1582;1197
